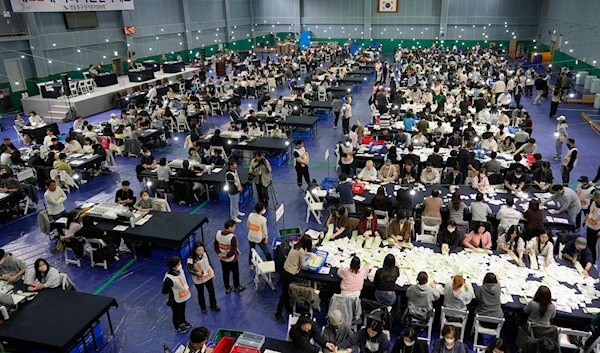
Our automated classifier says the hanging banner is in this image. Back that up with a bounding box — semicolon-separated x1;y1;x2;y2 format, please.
10;0;135;13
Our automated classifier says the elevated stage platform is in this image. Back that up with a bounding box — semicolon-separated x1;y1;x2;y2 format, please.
22;66;201;123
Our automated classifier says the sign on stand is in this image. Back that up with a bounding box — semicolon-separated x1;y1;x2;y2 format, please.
276;203;285;223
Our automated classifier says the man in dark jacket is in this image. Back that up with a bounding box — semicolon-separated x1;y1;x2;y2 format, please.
533;75;546;105
289;314;335;353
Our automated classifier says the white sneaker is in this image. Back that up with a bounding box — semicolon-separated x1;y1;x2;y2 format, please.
233;217;242;223
238;212;245;217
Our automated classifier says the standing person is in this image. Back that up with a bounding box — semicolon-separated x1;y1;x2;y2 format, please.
214;219;245;294
187;242;220;314
274;235;313;323
583;191;600;263
561;138;578;185
162;256;191;334
247;202;272;268
542;184;582;222
335;173;355;215
549;85;561;118
554;116;568;161
576;176;596;229
249;152;272;206
341;99;352;135
44;179;67;220
338;138;354;176
332;95;342;129
225;161;245;223
293;140;311;192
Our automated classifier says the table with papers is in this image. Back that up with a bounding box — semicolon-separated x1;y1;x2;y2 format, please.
297;242;600;322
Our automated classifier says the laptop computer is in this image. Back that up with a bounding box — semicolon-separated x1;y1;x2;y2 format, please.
0;293;26;307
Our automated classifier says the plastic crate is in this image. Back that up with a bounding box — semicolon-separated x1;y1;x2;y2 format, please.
291;129;313;139
472;147;486;159
213;337;236;353
272;235;300;251
212;328;244;343
321;177;339;189
231;347;260;353
267;151;289;166
352;182;366;194
303;249;328;273
150;242;192;260
314;110;332;121
278;227;302;237
361;136;373;145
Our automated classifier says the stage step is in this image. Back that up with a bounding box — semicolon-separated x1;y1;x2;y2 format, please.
48;109;69;115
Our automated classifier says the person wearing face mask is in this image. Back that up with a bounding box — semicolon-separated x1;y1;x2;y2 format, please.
562;236;593;277
432;325;467;353
526;231;555;268
140;147;157;169
484;338;509;353
162;256;191;333
391;328;427;353
322;310;352;353
388;210;412;246
247;202;272;269
289;313;336;353
134;190;155;212
176;326;210;353
27;258;61;291
437;220;462;252
338;320;391;353
584;191;600;262
187;242;220;315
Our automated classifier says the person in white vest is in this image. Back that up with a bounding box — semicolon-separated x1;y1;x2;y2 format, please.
225;161;245;223
561;138;578;185
293;140;311;192
247;202;272;269
214;219;245;294
341;100;352;135
576;176;596;229
542;184;582;222
584;191;600;263
187;242;220;314
162;256;191;333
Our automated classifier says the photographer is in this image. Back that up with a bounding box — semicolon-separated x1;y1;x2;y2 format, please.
249;152;272;206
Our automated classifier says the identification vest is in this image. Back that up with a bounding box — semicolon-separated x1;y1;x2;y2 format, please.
563;147;578;167
586;202;600;230
164;272;191;303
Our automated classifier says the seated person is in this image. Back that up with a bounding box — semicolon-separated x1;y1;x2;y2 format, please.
430;132;447;148
463;222;492;251
443;166;465;186
58;211;85;258
188;147;203;163
432;325;468;353
510;154;527;171
442;275;474;312
358;208;380;238
472;167;490;192
420;162;441;185
437;220;463;252
357;160;378;181
422;189;443;220
391;328;428;353
76;216;121;249
48;137;65;151
135;190;155;212
527;231;554;268
82;138;95;154
562;237;593;277
207;149;226;166
378;159;398;182
115;180;136;206
0;172;23;198
63;137;82;154
532;162;553;191
407;271;440;313
0;249;27;282
337;321;390;353
399;160;418;184
504;167;526;192
370;186;393;217
496;225;525;266
322;310;352;353
141;148;157;169
53;153;72;176
27;258;61;291
427;146;444;168
289;314;335;353
326;206;351;240
388;210;412;246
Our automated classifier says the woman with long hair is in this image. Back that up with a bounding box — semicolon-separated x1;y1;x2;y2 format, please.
497;225;525;265
448;191;467;223
524;285;556;325
337;256;369;295
187;242;220;314
27;258;61;291
374;254;400;305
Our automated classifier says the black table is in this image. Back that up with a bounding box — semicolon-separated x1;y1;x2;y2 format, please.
327;85;356;94
303;100;333;110
123;210;208;249
296;243;598;323
163;61;186;73
279;115;320;138
349;69;375;75
142;61;160;72
127;68;155;82
237;137;292;153
40;84;62;98
120;91;147;108
93;73;118;87
21;123;60;144
137;129;163;145
339;76;367;84
262;337;305;353
0;289;117;352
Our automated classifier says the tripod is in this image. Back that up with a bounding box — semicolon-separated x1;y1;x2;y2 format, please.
266;182;279;211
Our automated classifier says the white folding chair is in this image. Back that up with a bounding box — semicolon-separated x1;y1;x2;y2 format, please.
440;306;469;342
209;102;221;116
175;112;190;132
304;191;324;224
83;72;91;79
85;238;109;269
69;81;79;97
85;79;94;92
559;328;592;352
179;83;186;94
21;92;29;99
300;64;307;74
374;209;390;227
13;126;25;144
210;146;229;163
418;216;442;243
473;315;505;351
286;315;300;342
64;245;81;267
77;80;88;95
153;198;172;212
60;273;77;290
251;248;276;290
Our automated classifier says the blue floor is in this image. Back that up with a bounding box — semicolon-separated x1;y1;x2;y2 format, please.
1;60;600;352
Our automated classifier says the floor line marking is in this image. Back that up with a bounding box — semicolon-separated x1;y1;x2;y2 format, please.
189;200;209;215
93;259;136;295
